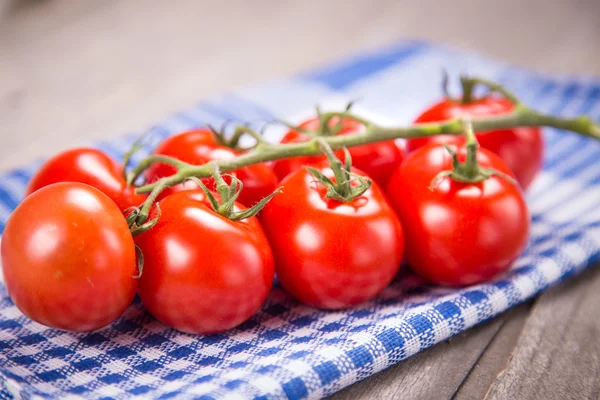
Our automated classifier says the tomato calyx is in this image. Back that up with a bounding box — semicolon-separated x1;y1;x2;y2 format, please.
132;245;145;279
191;162;282;221
125;203;162;237
279;103;358;138
430;121;517;189
306;140;372;202
124;199;162;279
312;104;355;137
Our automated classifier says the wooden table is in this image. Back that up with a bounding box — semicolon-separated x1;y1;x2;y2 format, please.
1;1;599;399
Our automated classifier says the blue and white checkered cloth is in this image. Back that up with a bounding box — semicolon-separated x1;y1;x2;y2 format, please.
1;41;600;399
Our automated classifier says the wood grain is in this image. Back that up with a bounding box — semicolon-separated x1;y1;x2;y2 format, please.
485;266;600;400
454;302;531;400
329;303;531;400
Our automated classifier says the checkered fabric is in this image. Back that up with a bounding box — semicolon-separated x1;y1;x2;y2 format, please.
1;41;600;400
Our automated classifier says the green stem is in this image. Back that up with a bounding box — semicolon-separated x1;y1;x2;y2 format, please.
463;122;479;178
136;180;168;225
316;139;350;196
462;77;520;105
122;128;155;181
192;164;282;220
430;120;518;188
135;106;600;194
127;154;191;187
305;142;371;202
228;126;267;149
319;111;373;128
458;76;521;105
461;76;477;104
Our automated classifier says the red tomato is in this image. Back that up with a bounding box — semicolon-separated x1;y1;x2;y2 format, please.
135;191;274;334
408;97;544;190
386;143;530;286
272;118;404;187
261;165;404;309
1;182;137;331
155;180;203;202
26;148;146;211
145;129;278;207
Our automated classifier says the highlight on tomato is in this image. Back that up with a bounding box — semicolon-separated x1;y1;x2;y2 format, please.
144;129;278;207
387;122;530;286
26;147;146;211
272;116;404;187
134;171;279;334
262;144;405;309
407;76;543;190
1;182;138;331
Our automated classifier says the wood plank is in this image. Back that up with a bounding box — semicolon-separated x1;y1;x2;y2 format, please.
454;302;530;400
486;265;600;400
329;303;531;400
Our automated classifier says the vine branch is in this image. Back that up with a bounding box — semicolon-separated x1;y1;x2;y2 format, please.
134;84;600;195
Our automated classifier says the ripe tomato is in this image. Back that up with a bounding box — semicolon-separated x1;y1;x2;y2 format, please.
1;182;137;331
155;180;203;202
26;148;146;211
272;117;404;187
135;190;274;334
408;97;544;190
145;129;278;207
386;143;530;286
260;165;404;309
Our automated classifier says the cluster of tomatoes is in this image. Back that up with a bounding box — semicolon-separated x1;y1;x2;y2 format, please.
0;95;543;334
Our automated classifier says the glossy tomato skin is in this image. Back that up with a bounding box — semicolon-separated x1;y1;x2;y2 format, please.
135;191;274;334
408;97;544;190
1;182;137;331
272;118;404;187
26;148;146;211
155;180;203;202
145;129;278;207
261;166;404;309
386;143;530;287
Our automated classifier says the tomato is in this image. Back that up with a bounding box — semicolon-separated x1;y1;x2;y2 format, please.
155;180;203;202
26;148;146;211
145;129;278;207
260;165;404;309
408;97;544;190
272;117;404;187
386;143;530;286
1;182;137;331
134;190;274;334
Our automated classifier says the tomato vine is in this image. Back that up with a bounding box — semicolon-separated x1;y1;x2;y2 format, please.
113;76;599;232
132;78;600;198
